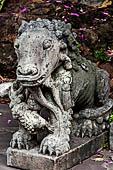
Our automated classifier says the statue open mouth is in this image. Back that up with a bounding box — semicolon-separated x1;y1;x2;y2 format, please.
20;80;38;86
17;74;46;86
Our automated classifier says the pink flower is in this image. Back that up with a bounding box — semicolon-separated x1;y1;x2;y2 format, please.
62;16;67;22
94;18;99;21
20;8;27;13
105;161;112;164
64;5;71;9
106;50;113;54
100;11;109;16
81;34;84;40
8;120;11;124
81;12;86;14
56;0;62;3
71;13;79;17
80;28;85;31
103;19;107;21
96;152;104;157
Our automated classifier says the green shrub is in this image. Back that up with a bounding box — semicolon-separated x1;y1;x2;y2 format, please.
77;43;81;54
109;114;113;123
0;0;6;11
104;136;109;148
94;46;109;61
104;112;113;148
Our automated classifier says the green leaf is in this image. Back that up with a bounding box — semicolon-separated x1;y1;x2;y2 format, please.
0;0;6;11
94;45;109;61
109;114;113;123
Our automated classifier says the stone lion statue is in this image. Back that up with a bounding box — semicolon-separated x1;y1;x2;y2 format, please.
8;18;113;156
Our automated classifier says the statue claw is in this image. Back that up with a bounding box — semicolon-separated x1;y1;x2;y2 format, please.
10;130;32;150
49;149;54;156
88;131;92;138
56;150;61;157
40;134;70;156
81;132;85;138
75;120;95;138
42;145;48;154
76;131;80;137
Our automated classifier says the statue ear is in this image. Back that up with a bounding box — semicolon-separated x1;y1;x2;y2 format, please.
60;54;72;70
66;23;71;30
18;20;28;35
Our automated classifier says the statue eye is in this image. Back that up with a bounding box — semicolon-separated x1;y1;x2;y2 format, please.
43;39;51;49
14;43;20;49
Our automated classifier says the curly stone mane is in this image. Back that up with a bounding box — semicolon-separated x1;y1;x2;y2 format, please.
18;18;86;70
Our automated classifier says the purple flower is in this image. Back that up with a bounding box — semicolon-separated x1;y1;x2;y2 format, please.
80;28;85;31
47;0;52;2
8;120;11;124
20;8;27;13
96;152;104;157
56;0;62;3
81;34;84;40
106;50;113;54
105;161;112;164
103;19;107;21
71;13;79;17
64;5;71;9
94;18;99;21
81;12;86;14
62;16;67;22
64;18;67;22
100;11;109;16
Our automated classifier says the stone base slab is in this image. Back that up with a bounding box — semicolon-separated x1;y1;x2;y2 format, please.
7;131;107;170
110;122;113;150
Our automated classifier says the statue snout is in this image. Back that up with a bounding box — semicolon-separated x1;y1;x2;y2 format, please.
17;64;39;77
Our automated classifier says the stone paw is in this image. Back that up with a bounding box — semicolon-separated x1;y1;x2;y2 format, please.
39;134;70;156
75;119;106;137
10;130;32;150
75;120;94;138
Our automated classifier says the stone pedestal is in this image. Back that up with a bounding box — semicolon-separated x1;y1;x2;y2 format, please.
7;131;107;170
110;122;113;150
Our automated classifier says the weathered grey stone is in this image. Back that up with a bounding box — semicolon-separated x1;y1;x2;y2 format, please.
110;122;113;150
0;82;13;98
80;0;102;6
7;131;107;170
6;18;113;158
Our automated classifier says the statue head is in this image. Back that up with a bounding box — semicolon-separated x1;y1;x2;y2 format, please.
14;18;78;86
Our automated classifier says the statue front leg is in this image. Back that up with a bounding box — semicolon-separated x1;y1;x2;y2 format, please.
29;73;72;156
39;109;72;156
31;87;72;156
9;81;53;150
11;101;54;134
10;103;52;150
